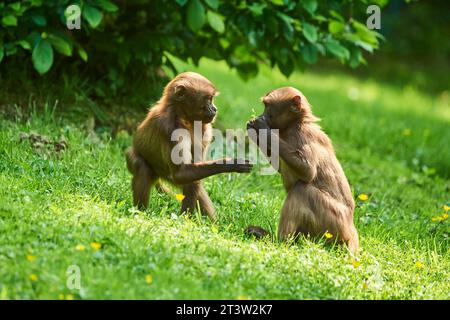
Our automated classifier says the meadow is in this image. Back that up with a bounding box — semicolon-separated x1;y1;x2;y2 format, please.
0;59;448;299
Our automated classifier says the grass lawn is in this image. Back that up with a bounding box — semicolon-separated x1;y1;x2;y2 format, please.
0;60;449;299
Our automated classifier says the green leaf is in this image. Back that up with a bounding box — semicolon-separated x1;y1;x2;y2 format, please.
355;40;373;53
48;34;72;56
187;0;206;32
78;47;88;62
176;0;189;6
302;44;317;64
325;40;350;60
26;31;41;48
97;0;119;12
303;0;318;15
248;3;266;16
31;14;47;26
329;21;344;34
206;11;225;33
0;45;4;63
302;22;317;43
83;5;103;28
204;0;219;9
2;15;17;27
349;48;362;68
32;39;53;74
270;0;284;5
281;19;294;42
9;2;21;12
16;40;31;50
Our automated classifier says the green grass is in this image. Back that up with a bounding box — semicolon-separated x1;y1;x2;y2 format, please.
0;60;449;299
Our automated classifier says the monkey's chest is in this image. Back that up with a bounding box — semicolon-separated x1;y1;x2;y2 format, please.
279;160;301;191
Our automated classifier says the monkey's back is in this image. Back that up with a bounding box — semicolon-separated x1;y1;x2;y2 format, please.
133;107;176;181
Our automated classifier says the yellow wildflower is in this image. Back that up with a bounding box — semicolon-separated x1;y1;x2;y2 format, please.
175;194;185;202
444;205;450;212
362;282;369;289
90;242;101;250
26;254;36;262
415;261;424;269
324;231;333;239
75;244;86;251
29;274;38;282
237;295;249;300
358;193;369;201
211;226;219;234
352;259;361;269
145;275;153;284
402;128;411;136
66;294;74;300
442;213;449;220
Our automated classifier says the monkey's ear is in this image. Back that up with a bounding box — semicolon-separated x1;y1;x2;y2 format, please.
291;95;302;114
173;84;186;101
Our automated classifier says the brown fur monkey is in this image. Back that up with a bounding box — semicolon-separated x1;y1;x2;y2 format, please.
127;72;252;221
246;87;359;253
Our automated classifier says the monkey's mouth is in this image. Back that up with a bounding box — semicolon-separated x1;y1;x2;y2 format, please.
203;114;216;123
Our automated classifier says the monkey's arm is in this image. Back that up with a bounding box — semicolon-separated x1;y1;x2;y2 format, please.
248;117;316;181
172;159;252;185
270;132;317;182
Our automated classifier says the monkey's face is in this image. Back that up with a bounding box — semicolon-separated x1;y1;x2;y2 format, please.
263;100;298;129
172;83;218;123
190;91;218;123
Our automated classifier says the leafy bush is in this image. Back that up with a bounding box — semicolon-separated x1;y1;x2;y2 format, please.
0;0;384;80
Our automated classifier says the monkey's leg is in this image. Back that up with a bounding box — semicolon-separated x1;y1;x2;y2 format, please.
155;180;174;196
181;182;217;222
278;182;313;242
281;182;359;252
180;182;200;215
197;184;217;222
126;148;155;209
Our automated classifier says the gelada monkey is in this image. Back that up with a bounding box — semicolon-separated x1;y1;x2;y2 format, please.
126;72;252;221
246;87;359;253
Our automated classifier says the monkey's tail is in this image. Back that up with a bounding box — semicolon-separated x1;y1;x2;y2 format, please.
125;147;136;173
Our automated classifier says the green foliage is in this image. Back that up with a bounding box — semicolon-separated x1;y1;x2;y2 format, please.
0;0;383;79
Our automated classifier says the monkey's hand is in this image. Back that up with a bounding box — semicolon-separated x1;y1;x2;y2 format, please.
224;158;253;173
249;115;270;131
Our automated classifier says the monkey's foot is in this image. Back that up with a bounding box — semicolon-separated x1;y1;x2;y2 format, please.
245;225;270;239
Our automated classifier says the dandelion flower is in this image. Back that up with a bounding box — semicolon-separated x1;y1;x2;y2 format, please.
415;261;424;269
175;194;185;202
432;216;443;222
75;244;86;251
29;274;38;282
324;231;333;239
442;213;449;220
352;259;361;268
358;193;369;201
26;254;36;262
237;295;249;300
444;205;450;212
402;128;411;136
90;242;101;250
145;275;153;284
